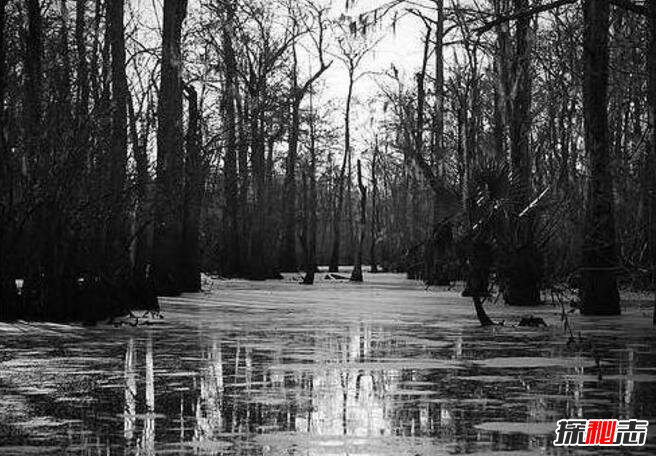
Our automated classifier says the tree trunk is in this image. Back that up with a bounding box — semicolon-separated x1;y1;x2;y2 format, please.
75;0;89;125
89;0;103;115
580;0;620;315
493;0;510;161
23;0;42;287
647;0;656;325
350;160;366;282
127;92;151;288
248;78;268;280
280;46;300;273
504;0;542;307
181;85;203;292
474;297;495;327
153;0;187;295
75;0;91;175
25;0;42;173
0;0;10;319
236;86;249;276
57;0;72;110
431;1;447;285
222;4;240;276
106;0;128;271
0;0;5;159
370;140;379;273
329;71;354;272
302;94;318;285
0;0;6;196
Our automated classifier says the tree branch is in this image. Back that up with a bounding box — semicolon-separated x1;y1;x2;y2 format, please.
474;0;578;34
475;0;645;35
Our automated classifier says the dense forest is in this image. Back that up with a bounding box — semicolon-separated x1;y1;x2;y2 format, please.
0;0;655;323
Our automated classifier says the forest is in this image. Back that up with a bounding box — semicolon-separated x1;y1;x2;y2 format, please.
0;0;655;324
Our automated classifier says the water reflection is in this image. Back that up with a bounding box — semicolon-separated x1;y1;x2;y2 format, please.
123;336;156;455
107;320;656;455
139;336;156;456
621;347;635;418
193;340;224;445
2;282;656;455
124;338;136;442
293;324;394;438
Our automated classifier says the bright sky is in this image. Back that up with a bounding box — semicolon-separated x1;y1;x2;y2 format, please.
310;0;430;149
131;0;433;153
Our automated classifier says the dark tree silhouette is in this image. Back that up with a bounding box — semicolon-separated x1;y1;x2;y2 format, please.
504;0;542;307
580;0;620;315
180;85;203;292
153;0;188;296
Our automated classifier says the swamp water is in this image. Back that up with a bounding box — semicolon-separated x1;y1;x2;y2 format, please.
0;273;655;455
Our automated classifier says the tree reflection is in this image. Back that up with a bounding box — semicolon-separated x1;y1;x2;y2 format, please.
123;335;156;456
124;338;137;442
137;335;155;455
621;347;635;418
292;323;394;438
193;340;224;444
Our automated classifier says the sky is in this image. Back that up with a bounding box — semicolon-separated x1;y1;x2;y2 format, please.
304;0;431;150
130;0;434;154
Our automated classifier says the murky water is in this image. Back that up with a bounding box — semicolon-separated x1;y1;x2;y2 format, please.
1;273;655;455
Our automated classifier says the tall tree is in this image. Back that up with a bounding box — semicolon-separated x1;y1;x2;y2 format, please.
647;0;656;324
580;0;620;315
75;0;89;129
180;85;203;292
329;31;374;272
279;6;331;272
0;0;6;189
504;0;542;306
106;0;129;270
370;138;379;273
280;38;301;273
24;0;42;172
302;90;318;285
427;0;453;286
127;92;153;290
153;0;188;295
350;159;366;282
222;1;240;276
328;53;353;272
0;0;9;316
413;13;456;286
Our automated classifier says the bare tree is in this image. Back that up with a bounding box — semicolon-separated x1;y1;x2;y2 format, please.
370;137;379;273
180;85;203;291
329;26;377;272
106;0;129;270
153;0;188;295
279;2;331;272
24;0;42;173
350;159;367;281
302;89;319;284
580;0;620;315
647;0;656;324
222;1;240;276
503;0;542;307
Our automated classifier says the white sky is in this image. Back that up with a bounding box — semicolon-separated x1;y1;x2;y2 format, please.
304;1;430;150
131;0;433;153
